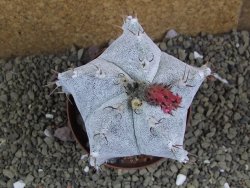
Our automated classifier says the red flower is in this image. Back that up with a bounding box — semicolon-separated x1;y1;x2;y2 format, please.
145;84;182;115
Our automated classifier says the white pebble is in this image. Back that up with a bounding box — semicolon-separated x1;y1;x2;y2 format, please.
236;43;239;48
203;159;210;164
45;113;54;119
194;51;203;59
245;164;249;170
224;182;230;188
220;169;225;172
44;128;53;137
166;29;178;39
80;154;88;160
38;169;43;172
13;180;26;188
84;166;89;173
176;174;187;186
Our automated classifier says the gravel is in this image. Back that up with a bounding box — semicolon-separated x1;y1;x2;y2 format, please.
0;30;249;188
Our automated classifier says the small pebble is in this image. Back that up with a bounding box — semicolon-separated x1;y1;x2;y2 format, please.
176;174;186;186
45;113;54;119
203;159;210;164
3;169;14;179
80;154;88;160
159;42;167;51
83;166;89;173
77;48;84;60
194;51;203;59
178;49;187;60
13;180;25;188
224;182;230;188
44;128;53;137
165;29;178;39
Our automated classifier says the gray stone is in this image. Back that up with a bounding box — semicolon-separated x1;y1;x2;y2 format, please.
159;42;167;51
15;149;22;158
225;153;232;162
170;164;178;173
113;181;121;188
3;169;14;179
241;30;249;47
5;71;12;81
0;180;7;187
132;175;139;182
224;123;231;130
77;48;84;60
183;40;191;49
241;152;248;161
154;169;162;178
218;161;227;170
7;179;14;188
147;166;156;173
189;52;194;61
238;46;245;54
237;76;244;85
25;174;34;184
10;92;18;101
143;176;152;186
194;129;202;137
161;177;169;184
245;180;250;187
210;93;218;103
0;94;7;102
167;40;173;47
44;137;54;146
152;185;161;188
4;61;12;70
139;168;148;175
233;112;241;121
187;184;196;188
123;182;131;188
197;106;204;114
27;90;35;100
41;146;48;156
178;49;187;60
215;154;226;162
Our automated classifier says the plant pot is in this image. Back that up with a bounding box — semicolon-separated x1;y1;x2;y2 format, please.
67;95;191;169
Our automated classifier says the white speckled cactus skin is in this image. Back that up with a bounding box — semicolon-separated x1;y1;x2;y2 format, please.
56;16;211;167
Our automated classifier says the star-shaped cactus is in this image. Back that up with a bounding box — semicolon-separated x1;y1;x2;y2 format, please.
56;16;212;167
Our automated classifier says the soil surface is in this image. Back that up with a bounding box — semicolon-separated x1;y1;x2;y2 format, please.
0;30;249;188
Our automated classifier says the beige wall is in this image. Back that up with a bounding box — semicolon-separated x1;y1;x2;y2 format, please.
0;0;243;58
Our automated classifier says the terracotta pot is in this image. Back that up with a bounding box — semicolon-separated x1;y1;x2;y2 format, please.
67;95;191;169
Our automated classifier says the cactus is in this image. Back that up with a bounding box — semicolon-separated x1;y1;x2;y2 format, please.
56;16;213;168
